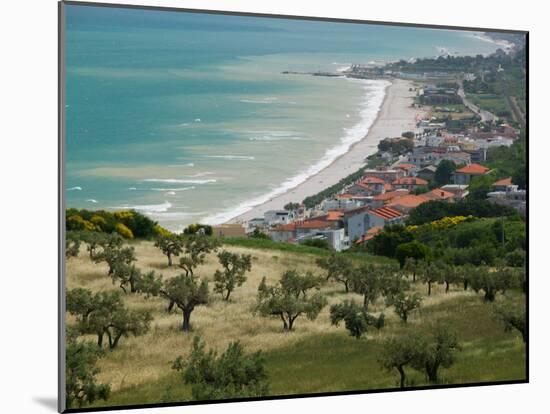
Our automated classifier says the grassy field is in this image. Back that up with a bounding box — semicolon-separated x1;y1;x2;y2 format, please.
66;240;526;409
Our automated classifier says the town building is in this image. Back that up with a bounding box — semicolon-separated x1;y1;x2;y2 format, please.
453;163;491;184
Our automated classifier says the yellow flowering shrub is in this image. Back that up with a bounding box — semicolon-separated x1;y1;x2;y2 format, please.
115;223;134;239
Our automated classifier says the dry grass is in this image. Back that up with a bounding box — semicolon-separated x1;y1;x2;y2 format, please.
66;241;480;392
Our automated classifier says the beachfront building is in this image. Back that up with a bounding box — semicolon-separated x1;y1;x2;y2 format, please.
362;168;406;182
441;184;470;200
396;163;419;177
453;163;491;185
388;194;430;214
348;176;386;196
297;228;348;252
212;224;246;238
392;177;428;191
344;205;405;242
487;185;526;216
264;210;293;226
491;177;513;192
417;165;437;182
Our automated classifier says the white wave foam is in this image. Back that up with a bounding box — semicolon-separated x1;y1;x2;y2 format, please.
239;97;278;104
86;199;98;203
194;118;201;122
112;201;173;213
205;155;255;160
165;191;176;196
203;79;390;225
67;186;82;191
128;187;137;191
150;186;196;191
178;123;189;127
143;178;216;184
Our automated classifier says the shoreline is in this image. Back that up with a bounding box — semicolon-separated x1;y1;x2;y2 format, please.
226;78;426;224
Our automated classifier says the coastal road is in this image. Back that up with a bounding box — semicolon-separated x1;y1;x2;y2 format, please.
457;85;498;124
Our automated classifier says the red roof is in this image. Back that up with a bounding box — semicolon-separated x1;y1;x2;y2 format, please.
355;226;383;244
397;163;417;170
492;177;513;186
388;195;430;209
392;177;428;186
359;176;385;185
373;189;410;202
455;163;490;175
424;188;455;200
368;206;404;220
326;210;345;221
272;223;296;232
296;220;333;230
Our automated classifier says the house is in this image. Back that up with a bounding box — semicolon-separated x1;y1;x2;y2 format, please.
246;217;265;232
423;188;455;202
491;177;513;192
366;206;407;229
396;163;418;177
453;163;491;184
297;228;348;252
343;206;371;242
417;165;437;182
372;189;410;207
212;224;246;238
392;177;428;191
388;194;430;213
348;176;386;196
264;210;292;226
441;184;470;200
362;169;406;182
487;185;526;216
269;222;296;242
355;226;383;246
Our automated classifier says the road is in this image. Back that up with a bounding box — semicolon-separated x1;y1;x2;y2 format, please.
457;85;498;124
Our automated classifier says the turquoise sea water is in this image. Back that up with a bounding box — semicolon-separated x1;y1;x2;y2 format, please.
64;5;499;231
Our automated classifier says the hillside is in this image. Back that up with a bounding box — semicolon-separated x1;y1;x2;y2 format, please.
65;239;525;408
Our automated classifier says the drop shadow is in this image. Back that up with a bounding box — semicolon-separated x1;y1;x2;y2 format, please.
33;396;58;412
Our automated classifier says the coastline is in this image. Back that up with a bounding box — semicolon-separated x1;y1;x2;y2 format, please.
226;78;426;224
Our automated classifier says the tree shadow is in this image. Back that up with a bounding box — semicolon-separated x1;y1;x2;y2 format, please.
33;396;57;412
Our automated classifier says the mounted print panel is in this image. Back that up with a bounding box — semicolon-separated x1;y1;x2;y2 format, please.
59;1;528;412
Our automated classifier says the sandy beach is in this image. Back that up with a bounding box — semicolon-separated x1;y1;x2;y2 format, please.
228;78;426;224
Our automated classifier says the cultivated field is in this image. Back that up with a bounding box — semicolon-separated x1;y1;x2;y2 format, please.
65;240;526;408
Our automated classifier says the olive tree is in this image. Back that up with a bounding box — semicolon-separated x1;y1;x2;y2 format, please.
350;264;382;310
66;288;152;349
316;253;354;293
494;301;526;342
172;336;269;400
110;263;157;294
417;261;443;296
141;273;209;331
469;264;518;302
330;300;384;339
412;324;461;383
387;292;422;323
255;270;327;331
92;245;136;276
178;235;221;276
213;251;252;301
66;232;81;258
65;330;110;409
378;333;424;388
154;234;184;266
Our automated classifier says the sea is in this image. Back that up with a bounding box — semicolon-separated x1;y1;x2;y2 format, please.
64;5;501;231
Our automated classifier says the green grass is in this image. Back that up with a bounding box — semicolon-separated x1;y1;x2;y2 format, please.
89;291;525;408
221;237;395;265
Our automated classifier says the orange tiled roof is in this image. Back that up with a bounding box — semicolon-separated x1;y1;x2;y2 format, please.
492;177;513;186
355;226;383;244
455;163;490;175
335;193;354;199
392;177;429;186
397;163;417;170
326;210;345;221
359;176;385;185
373;189;410;202
388;194;430;209
272;223;296;232
424;188;455;200
368;206;404;220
